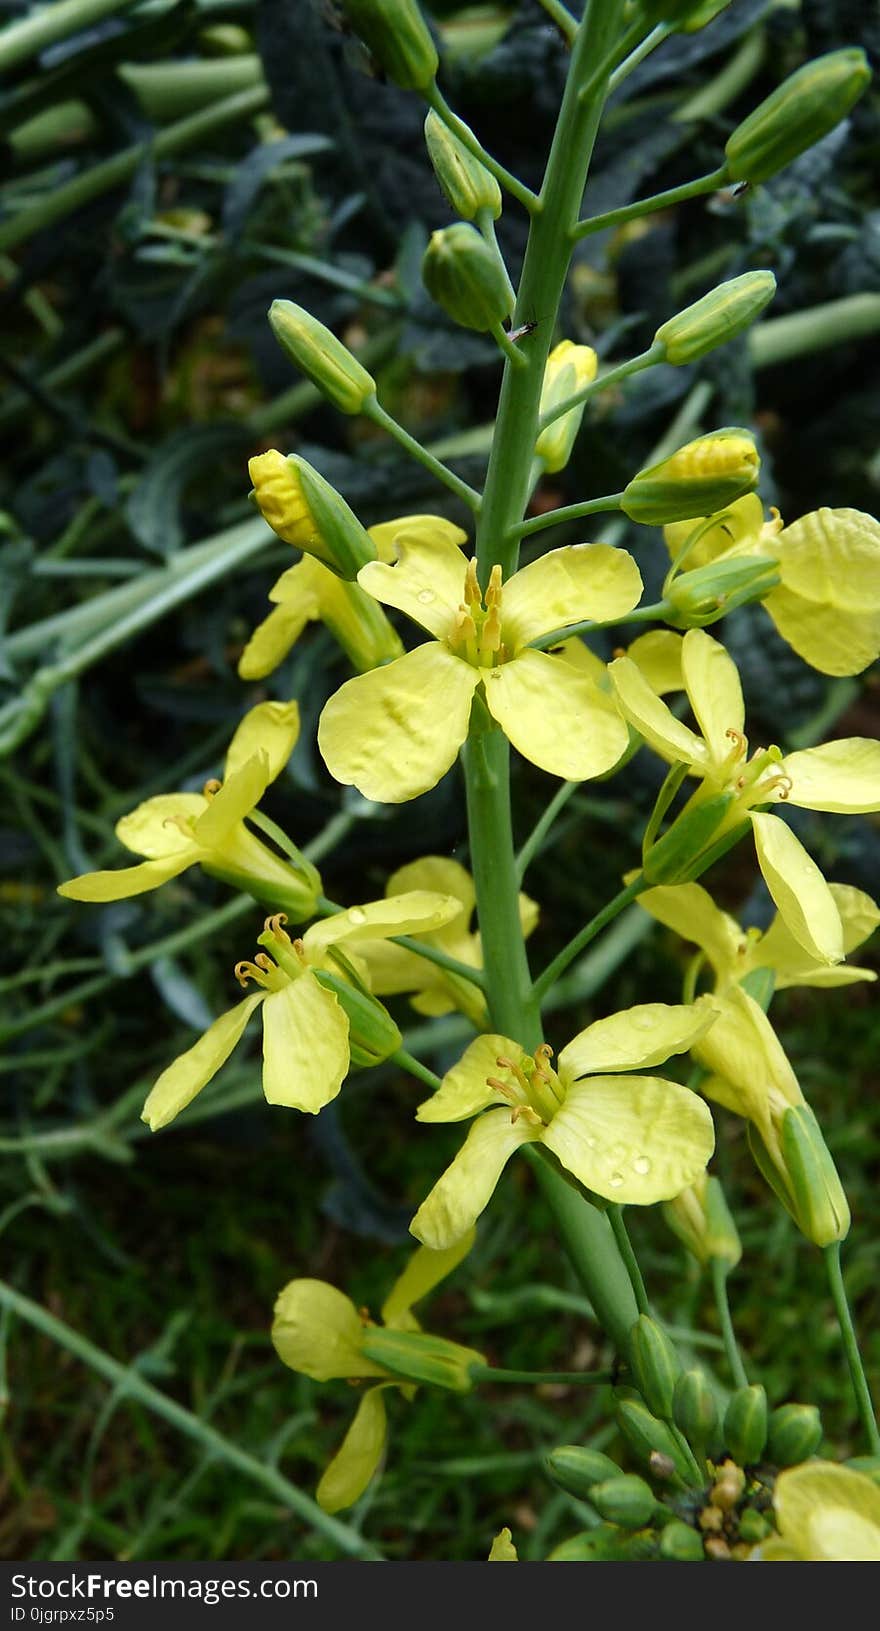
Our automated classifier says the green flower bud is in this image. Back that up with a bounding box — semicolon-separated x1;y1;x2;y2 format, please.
422;222;515;333
548;1525;657;1562
673;1370;721;1456
723;1385;768;1467
621;429;760;526
655;273;776;366
424;110;502;221
311;968;402;1068
664;554;781;628
268;299;376;414
248;451;376;580
738;1507;771;1543
663;1174;742;1270
343;0;438;91
359;1327;484;1391
591;1474;657;1529
726;50;872;185
629;1316;684;1421
615;1395;693;1484
544;1445;621;1499
780;1104;850;1247
659;1520;705;1561
643;792;735;885
767;1402;823;1468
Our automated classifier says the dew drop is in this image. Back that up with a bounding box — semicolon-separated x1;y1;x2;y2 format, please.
417;589;435;605
348;907;367;925
633;1011;658;1031
609;1171;625;1188
633;1156;651;1176
586;1136;598;1149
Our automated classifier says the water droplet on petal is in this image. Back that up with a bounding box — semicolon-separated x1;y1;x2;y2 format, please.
417;589;435;604
633;1156;651;1176
609;1171;625;1188
586;1136;597;1149
348;907;367;925
633;1011;658;1031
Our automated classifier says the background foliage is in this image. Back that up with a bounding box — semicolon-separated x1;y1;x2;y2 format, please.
1;0;878;1560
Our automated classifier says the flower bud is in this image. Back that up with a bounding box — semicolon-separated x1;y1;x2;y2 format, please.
643;792;735;885
659;1520;705;1560
590;1474;657;1529
248;452;376;579
664;554;780;627
205;853;321;922
615;1395;693;1484
723;1384;768;1466
422;223;515;332
780;1104;850;1247
726;50;871;185
673;1369;721;1455
424;109;502;221
311;969;402;1068
268;299;376;414
663;1174;742;1270
534;341;598;473
767;1402;823;1468
343;0;437;89
621;430;760;526
629;1316;683;1421
544;1445;621;1499
549;1525;656;1562
359;1327;484;1391
655;273;776;366
738;1507;770;1543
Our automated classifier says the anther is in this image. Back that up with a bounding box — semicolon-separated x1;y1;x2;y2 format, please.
487;1075;518;1104
485;564;503;607
255;952;274;972
234;959;263;988
203;777;222;798
464;557;481;607
263;911;291;941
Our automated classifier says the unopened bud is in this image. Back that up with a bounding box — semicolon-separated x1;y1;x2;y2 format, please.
655;273;776;366
311;968;402;1067
249;452;376;579
621;430;760;526
664;553;780;627
268;299;376;414
629;1316;683;1421
424;110;501;220
422;222;514;332
780;1103;850;1246
642;792;735;885
726;50;871;185
767;1402;823;1468
343;0;438;90
659;1520;704;1560
615;1394;693;1484
723;1384;768;1466
534;341;599;473
590;1474;657;1529
673;1369;721;1455
359;1326;484;1391
663;1174;742;1269
544;1445;621;1498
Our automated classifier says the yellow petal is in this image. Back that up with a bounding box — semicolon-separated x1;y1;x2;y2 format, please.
115;793;206;858
553;636;609;683
833;883;880;953
691;988;802;1141
381;1229;476;1325
319;644;480;803
317;1387;390;1514
410;1109;540;1250
681;628;744;764
488;1527;518;1561
357;526;468;638
750;812;843;964
57;852;195;902
482;649;628;781
664;495;767;569
783;739;880;814
774;1462;880;1561
261;971;350;1112
758;883;880;988
777;508;880;611
355;939;441;997
304;890;462;959
558;1002;716;1080
500;544;643;649
272;1279;387;1380
634;880;743;981
764;585;880;678
387;856;475;920
141;993;263;1131
238;599;316;680
224;700;300;784
192;752;271;848
541;1074;715;1204
808;1507;880;1562
626;630;684;695
368;514;468;564
416;1034;514;1123
609;654;708;767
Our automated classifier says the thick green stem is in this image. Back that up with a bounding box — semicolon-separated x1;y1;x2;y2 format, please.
710;1258;749;1389
825;1244;880;1454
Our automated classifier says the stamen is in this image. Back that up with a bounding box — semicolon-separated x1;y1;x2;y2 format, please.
464;557;481;607
487;1075;518;1105
496;1053;529;1094
254;952;274;972
485;564;503;607
234;959;266;988
202;777;222;798
725;729;746;757
263;911;291;943
511;1103;543;1127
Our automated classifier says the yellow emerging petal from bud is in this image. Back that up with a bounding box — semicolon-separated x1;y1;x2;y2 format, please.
535;340;598;473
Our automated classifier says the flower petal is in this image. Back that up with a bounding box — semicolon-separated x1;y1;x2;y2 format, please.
482;649;628;781
224;700;300;784
681;629;744;764
416;1034;515;1123
783;739;880;814
387;856;475;921
488;1528;518;1562
500;544;643;648
410;1109;540;1249
558;1002;716;1080
141;993;263;1131
304;890;462;960
764;586;880;678
774;1462;880;1561
750;811;843;964
115;793;206;858
626;630;684;695
272;1279;387;1380
777;508;880;611
319;644;480;803
238;601;315;680
357;526;468;637
368;514;468;564
542;1074;715;1204
381;1230;476;1325
758;883;880;988
192;752;271;848
634;880;743;981
261;971;350;1112
609;654;708;767
57;852;195;902
691;988;802;1141
317;1387;391;1514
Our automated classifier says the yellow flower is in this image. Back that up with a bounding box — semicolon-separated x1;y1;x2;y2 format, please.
319;525;642;802
141;891;461;1131
410;1004;716;1251
238;514;464;681
488;1528;518;1560
272;1232;476;1513
762;1461;880;1560
355;855;538;1029
634;876;879;992
664;496;880;676
57;702;318;917
609;626;880;963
